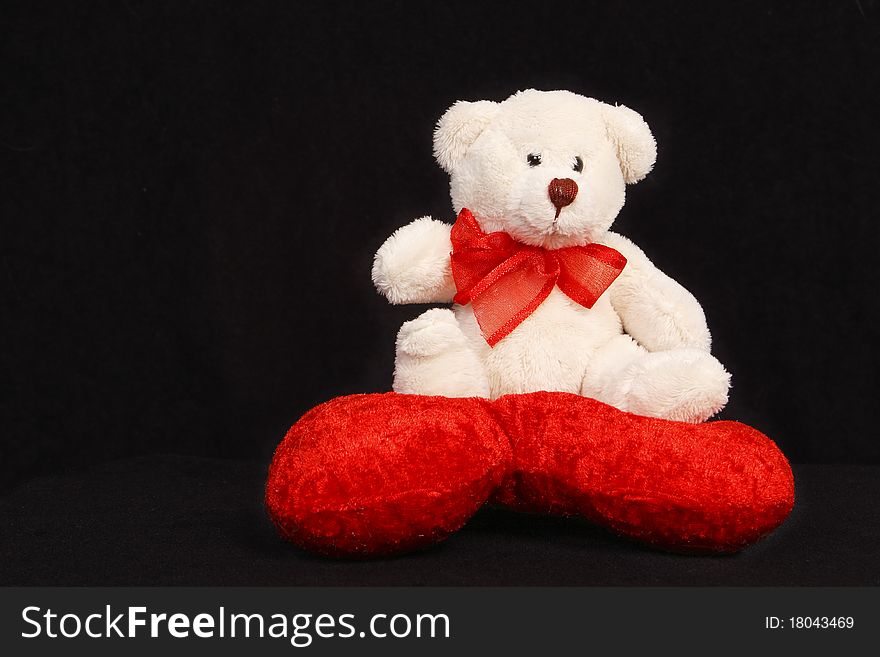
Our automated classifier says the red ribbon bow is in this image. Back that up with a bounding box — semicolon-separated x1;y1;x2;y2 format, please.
450;208;626;346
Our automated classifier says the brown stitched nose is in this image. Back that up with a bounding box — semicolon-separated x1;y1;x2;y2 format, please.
548;178;578;214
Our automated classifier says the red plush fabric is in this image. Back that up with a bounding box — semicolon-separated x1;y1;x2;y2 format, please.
266;392;794;557
265;394;511;557
491;392;795;553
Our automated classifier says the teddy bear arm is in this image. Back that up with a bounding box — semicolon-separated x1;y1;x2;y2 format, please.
602;232;712;352
371;217;457;304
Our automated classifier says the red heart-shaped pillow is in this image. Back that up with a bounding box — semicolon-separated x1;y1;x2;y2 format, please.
265;392;793;557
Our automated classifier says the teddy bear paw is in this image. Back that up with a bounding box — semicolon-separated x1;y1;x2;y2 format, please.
393;309;490;397
396;308;469;357
622;349;731;423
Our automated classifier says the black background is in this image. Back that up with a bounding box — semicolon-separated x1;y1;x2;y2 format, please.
3;0;880;493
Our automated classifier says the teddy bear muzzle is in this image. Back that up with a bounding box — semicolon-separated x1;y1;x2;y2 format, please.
548;177;579;217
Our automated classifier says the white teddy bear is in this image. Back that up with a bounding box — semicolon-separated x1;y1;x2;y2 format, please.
372;89;730;423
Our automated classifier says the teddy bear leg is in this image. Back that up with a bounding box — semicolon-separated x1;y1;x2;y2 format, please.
583;335;730;423
393;308;490;397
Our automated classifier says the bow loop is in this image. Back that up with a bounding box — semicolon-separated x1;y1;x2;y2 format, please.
450;208;626;346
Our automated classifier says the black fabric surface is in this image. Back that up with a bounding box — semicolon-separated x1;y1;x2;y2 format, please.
1;455;876;586
4;2;880;500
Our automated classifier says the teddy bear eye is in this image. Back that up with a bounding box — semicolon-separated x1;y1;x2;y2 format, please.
527;153;542;167
572;156;584;173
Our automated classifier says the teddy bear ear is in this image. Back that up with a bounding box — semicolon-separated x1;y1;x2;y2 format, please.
601;103;657;184
433;100;499;174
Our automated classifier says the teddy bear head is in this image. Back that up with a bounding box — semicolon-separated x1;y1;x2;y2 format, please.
433;89;656;249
